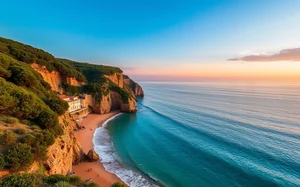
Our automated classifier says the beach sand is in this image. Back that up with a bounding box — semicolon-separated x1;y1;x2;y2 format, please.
72;112;125;187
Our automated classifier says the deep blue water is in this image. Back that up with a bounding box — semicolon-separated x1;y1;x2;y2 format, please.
94;82;300;187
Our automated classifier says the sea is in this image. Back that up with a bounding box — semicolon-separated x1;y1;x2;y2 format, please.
93;81;300;187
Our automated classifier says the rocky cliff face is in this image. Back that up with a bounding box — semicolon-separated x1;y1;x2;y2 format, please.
124;77;144;97
84;91;136;114
31;63;85;93
110;91;137;112
105;72;123;88
45;113;84;175
84;94;111;114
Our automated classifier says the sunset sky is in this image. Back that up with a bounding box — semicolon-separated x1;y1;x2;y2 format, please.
1;0;300;81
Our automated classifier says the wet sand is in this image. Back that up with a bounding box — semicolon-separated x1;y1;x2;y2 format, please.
72;112;125;187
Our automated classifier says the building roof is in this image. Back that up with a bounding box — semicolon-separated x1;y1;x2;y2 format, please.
59;95;78;100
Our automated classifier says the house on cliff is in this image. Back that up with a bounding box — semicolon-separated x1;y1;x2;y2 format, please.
59;95;85;113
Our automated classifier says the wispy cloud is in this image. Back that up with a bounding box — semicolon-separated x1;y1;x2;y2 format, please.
228;48;300;62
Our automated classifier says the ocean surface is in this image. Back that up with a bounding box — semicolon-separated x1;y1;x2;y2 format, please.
94;81;300;187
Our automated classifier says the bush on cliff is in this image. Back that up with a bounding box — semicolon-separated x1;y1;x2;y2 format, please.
0;173;99;187
0;77;63;137
43;174;98;186
0;173;44;187
0;131;17;146
111;182;126;187
0;153;6;170
46;97;69;116
4;143;34;171
0;37;86;82
21;133;36;146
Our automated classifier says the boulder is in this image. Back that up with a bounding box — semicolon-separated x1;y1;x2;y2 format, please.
87;149;99;161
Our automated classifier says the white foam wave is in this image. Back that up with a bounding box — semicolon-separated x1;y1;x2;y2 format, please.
93;113;160;187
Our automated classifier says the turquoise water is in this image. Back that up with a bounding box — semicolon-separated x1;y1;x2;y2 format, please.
94;82;300;187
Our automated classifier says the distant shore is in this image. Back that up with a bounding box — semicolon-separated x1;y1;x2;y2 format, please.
72;112;124;187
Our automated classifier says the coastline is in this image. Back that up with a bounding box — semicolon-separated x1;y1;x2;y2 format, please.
72;112;125;187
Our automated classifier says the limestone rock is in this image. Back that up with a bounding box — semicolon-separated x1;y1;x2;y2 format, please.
87;149;99;161
123;76;144;97
31;63;85;94
105;72;123;88
45;113;84;175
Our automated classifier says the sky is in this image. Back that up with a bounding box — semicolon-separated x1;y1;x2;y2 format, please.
1;0;300;81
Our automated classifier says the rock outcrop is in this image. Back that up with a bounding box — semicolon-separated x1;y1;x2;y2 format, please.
84;91;136;114
84;94;112;114
45;113;85;175
123;76;144;97
87;149;99;162
31;63;85;93
105;72;123;88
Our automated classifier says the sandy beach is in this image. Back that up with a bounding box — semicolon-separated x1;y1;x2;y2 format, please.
72;111;125;187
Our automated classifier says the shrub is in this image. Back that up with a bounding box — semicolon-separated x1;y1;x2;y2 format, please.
54;181;73;187
15;128;26;134
46;97;69;116
43;174;70;185
67;176;82;184
34;130;55;147
36;109;59;129
0;131;17;146
21;133;36;146
6;117;18;124
0;153;6;170
4;143;34;171
32;145;48;161
0;93;15;110
0;173;43;187
111;182;126;187
8;65;38;87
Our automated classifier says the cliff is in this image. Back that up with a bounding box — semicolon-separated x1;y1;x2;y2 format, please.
31;63;85;93
84;91;136;114
104;72;123;88
124;76;144;97
45;113;84;175
0;37;143;181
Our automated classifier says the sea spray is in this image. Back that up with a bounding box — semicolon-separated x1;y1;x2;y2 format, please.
93;113;160;187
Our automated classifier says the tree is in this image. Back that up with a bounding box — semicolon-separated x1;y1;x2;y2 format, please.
32;145;48;161
21;133;36;146
36;109;60;131
46;97;69;116
4;143;34;171
0;131;17;146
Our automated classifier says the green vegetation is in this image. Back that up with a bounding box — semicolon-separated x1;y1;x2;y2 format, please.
0;77;62;135
0;173;99;187
0;131;17;146
58;58;131;103
109;84;131;103
0;49;67;171
0;36;137;179
4;143;34;171
0;173;43;187
59;58;122;81
14;128;27;134
123;74;137;93
46;97;69;116
111;182;126;187
0;37;86;82
0;153;5;170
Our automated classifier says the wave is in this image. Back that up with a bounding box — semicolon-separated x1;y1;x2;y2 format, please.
93;113;160;187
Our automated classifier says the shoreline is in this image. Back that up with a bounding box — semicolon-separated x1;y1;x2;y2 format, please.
72;111;125;187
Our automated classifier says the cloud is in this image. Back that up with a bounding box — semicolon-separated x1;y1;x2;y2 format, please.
228;48;300;62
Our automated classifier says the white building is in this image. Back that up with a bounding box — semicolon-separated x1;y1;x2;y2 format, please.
59;95;81;113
